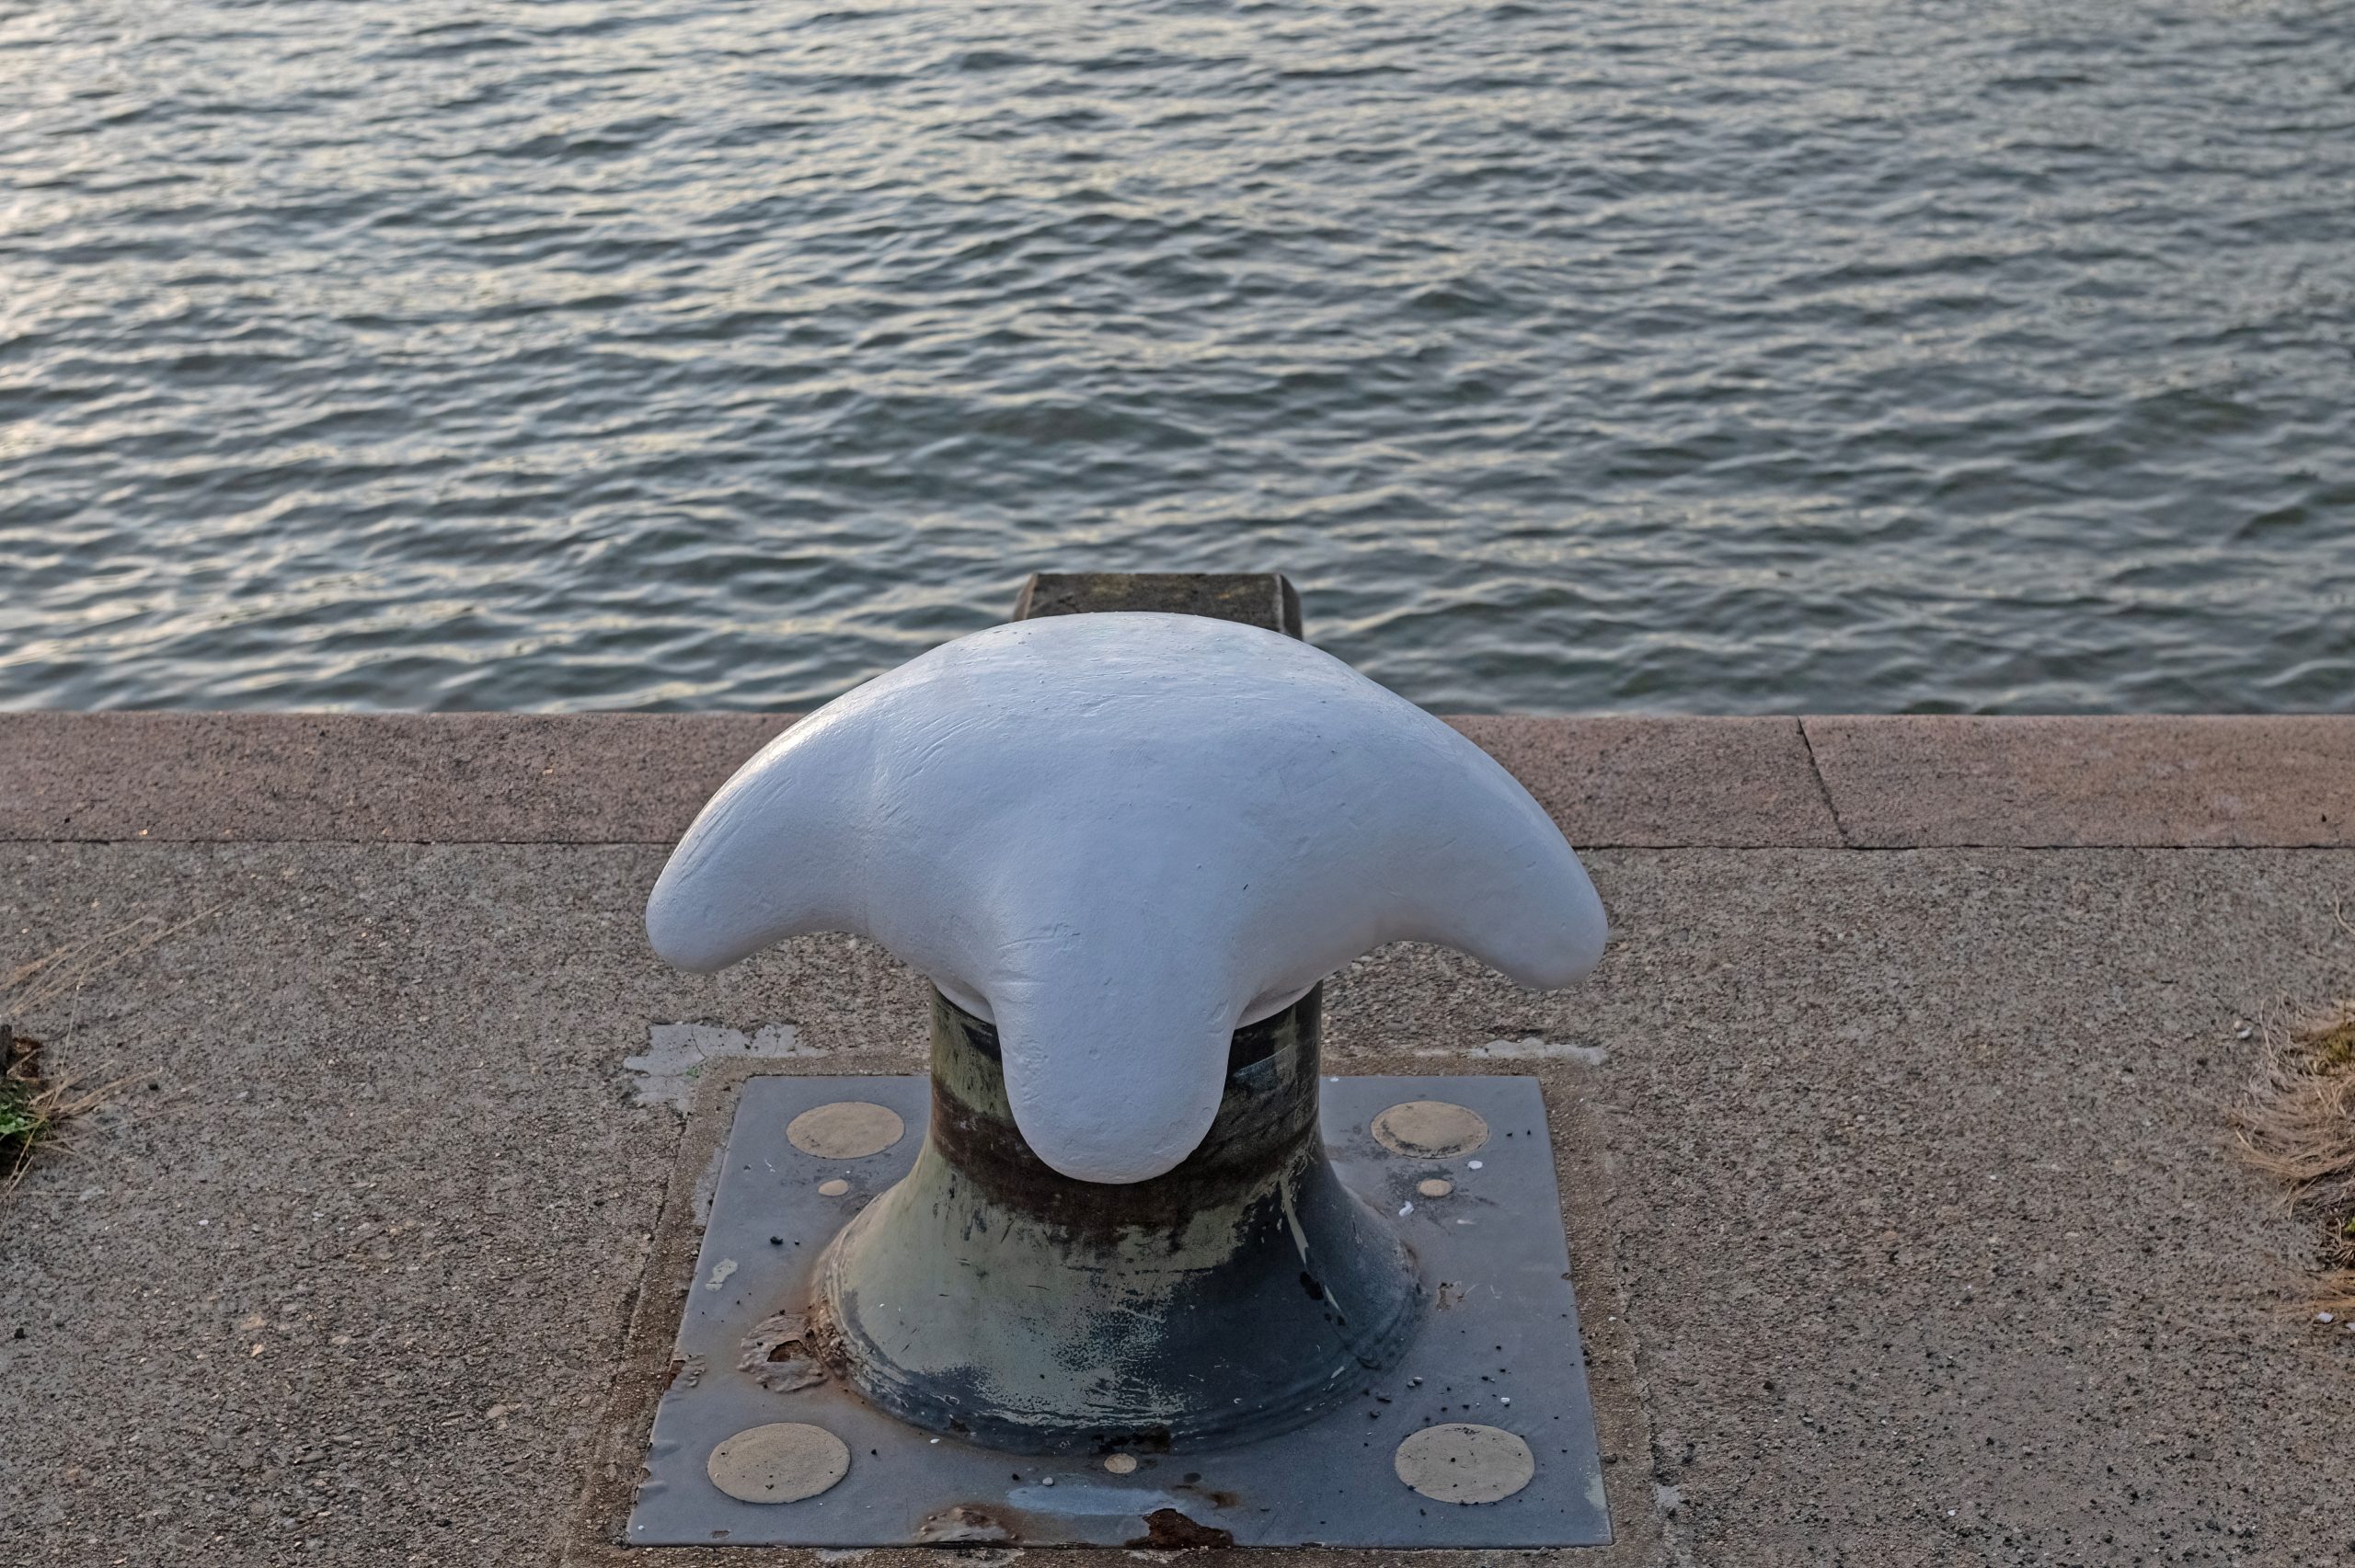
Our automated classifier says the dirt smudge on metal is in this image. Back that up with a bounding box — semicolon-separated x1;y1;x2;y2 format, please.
917;1505;1017;1544
1125;1509;1235;1549
1172;1481;1241;1509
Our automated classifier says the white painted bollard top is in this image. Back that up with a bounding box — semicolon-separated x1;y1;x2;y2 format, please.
648;613;1606;1185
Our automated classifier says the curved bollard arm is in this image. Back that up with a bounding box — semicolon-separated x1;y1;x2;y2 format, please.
647;610;1607;1185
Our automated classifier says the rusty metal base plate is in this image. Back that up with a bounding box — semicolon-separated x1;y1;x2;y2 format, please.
627;1075;1610;1549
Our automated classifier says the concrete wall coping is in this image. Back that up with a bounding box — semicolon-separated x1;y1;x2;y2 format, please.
2;711;2349;849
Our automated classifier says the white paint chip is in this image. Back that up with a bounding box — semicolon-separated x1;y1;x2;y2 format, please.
626;1023;818;1111
1465;1036;1609;1066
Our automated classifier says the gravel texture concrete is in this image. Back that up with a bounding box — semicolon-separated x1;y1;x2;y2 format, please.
5;838;2351;1566
1805;715;2355;848
1446;715;1842;848
0;712;797;845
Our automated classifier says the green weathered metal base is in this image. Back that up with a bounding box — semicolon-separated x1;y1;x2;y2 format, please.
819;987;1423;1456
626;1074;1610;1548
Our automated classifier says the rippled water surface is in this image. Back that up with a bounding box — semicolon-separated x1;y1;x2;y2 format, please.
4;0;2351;712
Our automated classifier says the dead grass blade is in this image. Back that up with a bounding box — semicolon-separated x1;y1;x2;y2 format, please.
2229;1001;2355;1284
5;906;219;1015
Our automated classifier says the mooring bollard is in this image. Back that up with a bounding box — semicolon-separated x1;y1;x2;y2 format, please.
636;604;1613;1544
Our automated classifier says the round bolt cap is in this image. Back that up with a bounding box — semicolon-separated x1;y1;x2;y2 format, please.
1373;1100;1489;1159
787;1102;904;1160
707;1422;851;1504
1393;1423;1534;1504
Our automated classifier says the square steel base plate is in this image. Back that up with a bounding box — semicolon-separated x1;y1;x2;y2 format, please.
628;1075;1609;1548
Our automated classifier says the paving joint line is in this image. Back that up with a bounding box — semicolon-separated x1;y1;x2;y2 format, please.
1793;716;1853;848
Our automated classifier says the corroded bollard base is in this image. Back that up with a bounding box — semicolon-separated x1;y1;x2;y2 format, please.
628;1069;1610;1545
815;985;1425;1455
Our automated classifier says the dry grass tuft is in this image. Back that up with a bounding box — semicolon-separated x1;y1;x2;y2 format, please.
1;910;208;1195
3;1025;54;1191
2230;1001;2355;1310
2;1027;152;1197
4;1026;104;1186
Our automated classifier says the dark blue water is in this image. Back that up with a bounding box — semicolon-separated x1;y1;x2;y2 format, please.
3;0;2350;713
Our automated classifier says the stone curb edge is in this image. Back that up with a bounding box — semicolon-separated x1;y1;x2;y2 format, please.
1;712;2348;850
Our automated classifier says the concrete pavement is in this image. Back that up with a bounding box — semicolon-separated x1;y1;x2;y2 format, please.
2;716;2350;1567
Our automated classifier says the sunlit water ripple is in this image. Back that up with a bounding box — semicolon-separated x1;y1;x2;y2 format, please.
2;0;2350;712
